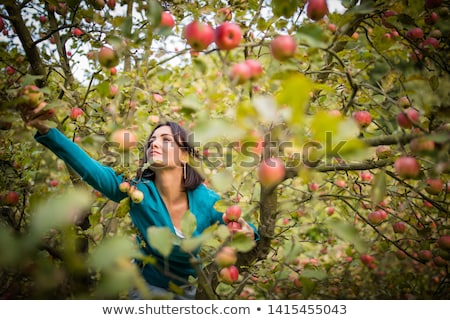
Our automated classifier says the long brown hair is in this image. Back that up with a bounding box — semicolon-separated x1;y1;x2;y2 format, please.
136;121;204;190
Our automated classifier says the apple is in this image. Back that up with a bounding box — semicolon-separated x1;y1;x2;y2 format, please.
438;235;450;250
397;96;411;108
130;189;144;204
108;85;119;98
183;20;214;51
217;8;232;21
72;28;83;37
6;66;15;75
148;115;160;124
109;67;117;75
396;249;407;260
119;181;131;193
258;157;286;187
352;110;371;128
375;145;392;159
418;250;433;262
270;35;296;61
90;0;105;10
396;108;419;129
392;221;406;234
425;178;443;195
4;191;19;206
394;156;420;178
360;171;373;182
107;0;116;10
70;107;83;121
159;11;175;29
225;205;242;222
214;22;242;50
19;85;44;109
308;182;319;192
406;27;424;41
425;12;439;25
326;206;334;216
111;128;137;150
49;179;58;187
420;37;439;53
433;256;448;267
409;137;435;154
152;93;164;103
219;265;239;284
360;254;374;266
367;210;387;225
215;246;237;267
306;0;329;21
229;62;252;84
327;23;337;33
244;59;263;80
98;46;119;68
430;29;442;39
425;0;442;9
0;17;4;31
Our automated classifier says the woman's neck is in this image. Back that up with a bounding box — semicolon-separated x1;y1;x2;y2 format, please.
154;168;185;202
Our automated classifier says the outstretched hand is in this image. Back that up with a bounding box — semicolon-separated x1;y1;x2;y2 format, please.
20;102;52;134
222;213;255;240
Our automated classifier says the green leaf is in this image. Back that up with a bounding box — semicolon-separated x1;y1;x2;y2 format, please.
89;236;140;270
180;232;212;253
29;188;93;239
301;268;327;280
276;74;313;124
147;226;176;258
297;24;328;48
371;170;386;206
230;232;256;252
282;239;302;264
300;276;317;298
180;210;197;238
116;197;130;218
327;218;368;253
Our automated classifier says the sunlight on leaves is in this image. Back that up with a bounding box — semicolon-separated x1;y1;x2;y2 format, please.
147;226;177;258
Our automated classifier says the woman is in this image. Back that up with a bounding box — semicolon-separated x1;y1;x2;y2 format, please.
21;110;258;299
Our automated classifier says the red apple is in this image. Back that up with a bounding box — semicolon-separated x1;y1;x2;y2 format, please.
308;182;319;192
160;11;175;29
225;205;241;222
98;46;119;68
409;137;435;154
0;17;4;31
214;22;242;50
110;67;117;75
438;235;450;250
425;12;439;25
327;23;337;33
326;206;334;216
270;35;296;61
360;254;374;265
433;256;448;267
418;250;433;262
425;178;443;195
306;0;329;21
4;191;19;206
183;20;214;51
352;110;371;128
420;37;439;53
367;210;387;225
108;85;119;98
70;107;83;121
244;59;263;80
392;221;406;234
396;108;419;129
229;62;252;84
258;157;286;187
111;128;137;150
360;171;373;182
215;246;237;267
49;179;58;187
394;156;420;179
72;28;83;37
219;265;239;284
406;27;424;41
107;0;116;10
6;66;15;75
152;93;164;103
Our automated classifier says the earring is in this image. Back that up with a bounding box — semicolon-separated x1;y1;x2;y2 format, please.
183;162;187;180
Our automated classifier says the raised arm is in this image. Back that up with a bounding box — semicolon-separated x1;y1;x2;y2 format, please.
35;128;127;203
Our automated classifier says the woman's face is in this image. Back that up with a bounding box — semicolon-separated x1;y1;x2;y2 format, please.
146;125;186;169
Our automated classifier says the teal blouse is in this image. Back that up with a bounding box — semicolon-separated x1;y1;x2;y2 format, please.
35;128;258;289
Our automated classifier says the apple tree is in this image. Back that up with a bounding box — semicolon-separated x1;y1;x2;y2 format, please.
0;0;449;299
